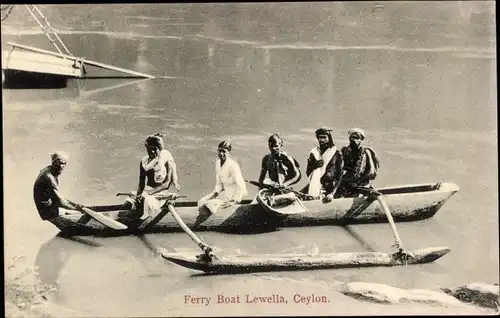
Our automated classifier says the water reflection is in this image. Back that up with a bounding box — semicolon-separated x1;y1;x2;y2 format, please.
76;78;152;99
134;38;153;75
2;77;152;102
207;42;214;67
35;234;101;300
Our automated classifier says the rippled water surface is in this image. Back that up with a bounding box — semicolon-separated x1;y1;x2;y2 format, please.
2;3;497;316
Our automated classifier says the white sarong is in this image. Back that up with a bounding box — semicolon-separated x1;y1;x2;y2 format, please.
126;187;171;220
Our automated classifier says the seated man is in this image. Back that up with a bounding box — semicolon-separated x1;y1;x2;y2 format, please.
337;128;380;198
197;140;248;214
258;133;301;190
125;133;180;222
303;128;343;202
33;151;84;221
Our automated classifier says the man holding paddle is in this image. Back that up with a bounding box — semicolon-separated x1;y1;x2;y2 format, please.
33;151;85;221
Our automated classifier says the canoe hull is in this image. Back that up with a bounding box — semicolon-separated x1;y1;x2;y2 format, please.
51;182;459;236
161;246;451;274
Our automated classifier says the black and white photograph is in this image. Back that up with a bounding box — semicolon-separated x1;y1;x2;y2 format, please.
2;2;498;316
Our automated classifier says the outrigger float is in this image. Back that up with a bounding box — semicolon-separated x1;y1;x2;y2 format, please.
51;181;459;236
154;183;454;274
161;247;452;274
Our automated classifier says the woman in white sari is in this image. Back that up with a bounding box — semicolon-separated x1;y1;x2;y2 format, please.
198;141;248;214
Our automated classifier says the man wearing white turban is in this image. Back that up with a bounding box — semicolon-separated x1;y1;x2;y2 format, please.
337;128;380;198
33;151;84;220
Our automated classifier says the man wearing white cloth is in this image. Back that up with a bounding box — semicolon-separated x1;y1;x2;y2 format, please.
198;141;248;214
303;128;343;202
126;133;180;221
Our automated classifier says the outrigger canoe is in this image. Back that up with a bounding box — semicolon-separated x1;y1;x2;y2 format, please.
50;182;459;236
161;246;451;274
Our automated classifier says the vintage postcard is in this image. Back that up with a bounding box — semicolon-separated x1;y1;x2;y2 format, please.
3;2;498;317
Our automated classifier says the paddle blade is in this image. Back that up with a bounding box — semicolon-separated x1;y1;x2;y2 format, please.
81;207;128;230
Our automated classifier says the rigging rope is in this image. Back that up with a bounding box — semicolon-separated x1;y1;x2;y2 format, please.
1;4;14;22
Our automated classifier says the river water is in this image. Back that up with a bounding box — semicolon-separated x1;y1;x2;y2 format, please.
2;3;497;316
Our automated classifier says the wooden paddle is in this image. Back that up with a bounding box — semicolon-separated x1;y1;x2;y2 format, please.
78;206;128;230
166;203;214;260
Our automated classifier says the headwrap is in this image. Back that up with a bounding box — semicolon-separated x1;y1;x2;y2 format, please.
144;134;164;150
50;151;68;163
315;127;334;147
268;133;283;146
218;140;232;152
348;128;365;140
